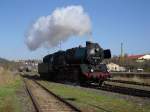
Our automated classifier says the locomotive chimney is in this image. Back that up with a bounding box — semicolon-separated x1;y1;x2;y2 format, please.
86;41;92;46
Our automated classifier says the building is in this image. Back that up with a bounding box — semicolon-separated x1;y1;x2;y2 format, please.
138;54;150;60
127;54;150;62
127;54;144;60
107;63;126;72
15;59;41;71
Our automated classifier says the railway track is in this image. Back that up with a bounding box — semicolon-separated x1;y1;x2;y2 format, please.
23;78;80;112
49;80;150;98
99;80;150;98
111;72;150;78
107;79;150;87
22;73;150;99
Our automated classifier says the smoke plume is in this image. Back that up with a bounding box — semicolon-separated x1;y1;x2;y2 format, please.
26;5;92;51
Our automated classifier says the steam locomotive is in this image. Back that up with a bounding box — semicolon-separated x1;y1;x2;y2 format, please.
38;41;111;86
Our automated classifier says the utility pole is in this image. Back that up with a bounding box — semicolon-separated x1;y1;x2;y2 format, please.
121;42;123;57
120;42;124;64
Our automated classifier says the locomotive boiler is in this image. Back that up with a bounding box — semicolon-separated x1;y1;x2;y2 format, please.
38;41;111;86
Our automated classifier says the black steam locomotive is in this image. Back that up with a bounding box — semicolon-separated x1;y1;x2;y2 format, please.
38;41;111;86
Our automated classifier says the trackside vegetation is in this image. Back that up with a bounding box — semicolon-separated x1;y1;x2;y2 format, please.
0;69;22;112
39;81;150;112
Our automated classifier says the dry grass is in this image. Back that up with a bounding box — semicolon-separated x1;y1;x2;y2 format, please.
0;97;14;112
0;67;22;112
0;68;18;86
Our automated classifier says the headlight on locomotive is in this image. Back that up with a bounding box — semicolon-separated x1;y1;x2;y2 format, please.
90;69;94;72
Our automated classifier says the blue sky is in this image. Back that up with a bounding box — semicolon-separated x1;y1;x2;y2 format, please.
0;0;150;60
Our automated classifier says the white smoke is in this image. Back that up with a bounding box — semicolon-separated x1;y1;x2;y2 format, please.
26;5;92;51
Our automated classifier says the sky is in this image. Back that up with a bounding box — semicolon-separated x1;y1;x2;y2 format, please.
0;0;150;60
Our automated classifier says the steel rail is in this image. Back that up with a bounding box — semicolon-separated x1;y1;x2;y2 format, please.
34;80;81;112
107;79;150;87
23;77;81;112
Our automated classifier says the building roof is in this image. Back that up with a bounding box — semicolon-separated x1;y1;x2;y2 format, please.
127;54;144;59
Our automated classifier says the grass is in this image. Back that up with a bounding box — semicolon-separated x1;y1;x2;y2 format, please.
0;68;22;112
39;81;150;112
